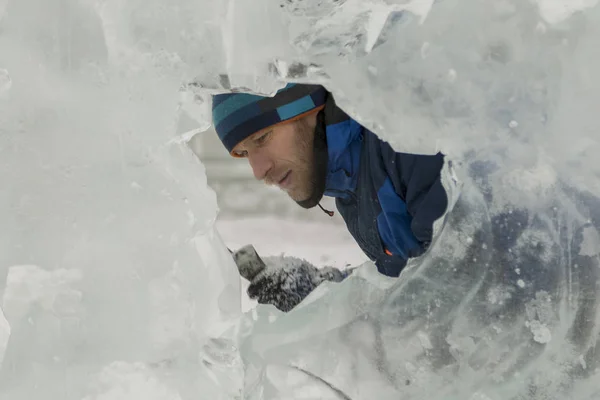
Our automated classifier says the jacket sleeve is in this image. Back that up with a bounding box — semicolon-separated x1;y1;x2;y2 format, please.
379;141;448;247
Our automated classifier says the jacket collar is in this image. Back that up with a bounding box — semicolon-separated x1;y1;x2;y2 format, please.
322;99;363;198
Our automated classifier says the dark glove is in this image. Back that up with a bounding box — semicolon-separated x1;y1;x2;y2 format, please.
232;245;352;312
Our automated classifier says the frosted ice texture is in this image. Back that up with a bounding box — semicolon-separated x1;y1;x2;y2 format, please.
0;1;241;399
1;0;600;399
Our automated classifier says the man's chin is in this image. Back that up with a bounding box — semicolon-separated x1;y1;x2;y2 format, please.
294;191;325;210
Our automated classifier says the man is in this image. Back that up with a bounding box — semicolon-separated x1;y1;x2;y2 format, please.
212;83;448;311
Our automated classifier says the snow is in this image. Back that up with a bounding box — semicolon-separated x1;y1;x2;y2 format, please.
1;0;600;399
526;320;552;344
217;217;366;269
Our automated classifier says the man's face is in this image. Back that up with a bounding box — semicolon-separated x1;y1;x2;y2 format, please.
231;111;324;207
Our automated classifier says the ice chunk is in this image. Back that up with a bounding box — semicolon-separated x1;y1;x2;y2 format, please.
2;266;83;323
0;0;241;398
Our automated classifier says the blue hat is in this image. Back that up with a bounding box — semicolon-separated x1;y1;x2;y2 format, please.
212;83;327;155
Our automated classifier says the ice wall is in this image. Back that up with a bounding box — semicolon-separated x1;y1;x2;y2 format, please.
0;1;241;399
2;0;600;399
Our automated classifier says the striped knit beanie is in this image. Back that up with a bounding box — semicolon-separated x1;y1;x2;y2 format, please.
211;83;328;155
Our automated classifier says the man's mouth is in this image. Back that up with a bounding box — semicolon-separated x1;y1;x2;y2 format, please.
278;170;292;189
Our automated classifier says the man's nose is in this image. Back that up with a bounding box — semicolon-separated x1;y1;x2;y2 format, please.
247;152;274;181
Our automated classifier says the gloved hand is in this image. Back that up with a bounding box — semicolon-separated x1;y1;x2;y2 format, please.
231;245;353;312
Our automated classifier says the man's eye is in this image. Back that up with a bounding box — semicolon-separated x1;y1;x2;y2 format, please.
233;150;248;158
255;131;271;145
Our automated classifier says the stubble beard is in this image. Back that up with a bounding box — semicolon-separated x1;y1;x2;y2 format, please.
295;111;328;210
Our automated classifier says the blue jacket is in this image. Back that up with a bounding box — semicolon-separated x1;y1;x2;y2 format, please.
322;100;448;277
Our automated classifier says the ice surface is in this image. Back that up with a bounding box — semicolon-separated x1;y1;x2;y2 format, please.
0;0;241;398
2;0;600;399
